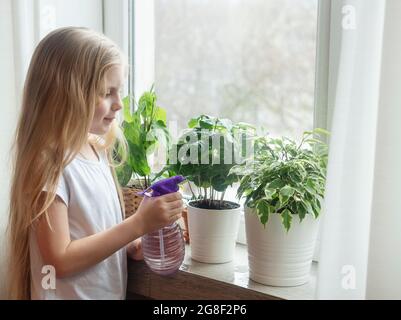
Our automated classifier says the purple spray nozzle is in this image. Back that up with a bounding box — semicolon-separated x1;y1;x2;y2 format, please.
138;175;186;197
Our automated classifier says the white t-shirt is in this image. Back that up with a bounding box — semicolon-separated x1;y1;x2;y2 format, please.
30;148;127;300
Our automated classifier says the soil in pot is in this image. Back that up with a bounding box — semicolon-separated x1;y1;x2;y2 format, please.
189;200;240;210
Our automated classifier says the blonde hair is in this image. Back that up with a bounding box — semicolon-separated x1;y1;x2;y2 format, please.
6;27;128;299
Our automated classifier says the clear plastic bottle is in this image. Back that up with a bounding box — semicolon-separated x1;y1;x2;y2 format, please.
139;175;187;276
141;222;185;276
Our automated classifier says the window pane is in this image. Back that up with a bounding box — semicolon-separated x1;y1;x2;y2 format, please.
154;0;318;139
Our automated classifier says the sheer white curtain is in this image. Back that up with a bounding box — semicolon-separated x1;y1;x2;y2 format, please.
316;0;401;299
0;0;105;299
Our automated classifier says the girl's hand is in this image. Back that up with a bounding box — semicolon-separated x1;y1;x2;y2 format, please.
133;192;183;235
127;238;143;261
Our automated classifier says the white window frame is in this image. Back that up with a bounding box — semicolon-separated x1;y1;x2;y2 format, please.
315;0;335;136
103;0;155;109
312;0;332;261
102;0;130;102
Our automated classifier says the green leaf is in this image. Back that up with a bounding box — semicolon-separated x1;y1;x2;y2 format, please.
303;201;314;215
115;162;133;187
127;141;151;177
123;96;133;123
313;128;330;136
302;178;316;195
243;188;254;197
281;209;292;232
297;201;307;222
257;200;272;226
199;119;214;130
188;117;199;128
280;185;295;197
289;171;303;183
311;199;321;218
211;175;229;192
277;186;294;207
150;120;171;147
268;178;286;189
154;106;167;123
264;187;276;200
137;92;154;118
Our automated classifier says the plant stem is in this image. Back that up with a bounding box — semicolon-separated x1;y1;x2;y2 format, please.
187;181;196;199
135;173;144;190
198;175;202;199
220;190;226;208
148;95;155;132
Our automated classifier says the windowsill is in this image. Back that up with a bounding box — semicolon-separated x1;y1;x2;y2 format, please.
127;243;317;300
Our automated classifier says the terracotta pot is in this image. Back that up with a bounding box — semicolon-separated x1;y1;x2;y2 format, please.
181;207;190;244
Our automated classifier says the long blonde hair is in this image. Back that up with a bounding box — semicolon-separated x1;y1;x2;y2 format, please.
6;27;128;299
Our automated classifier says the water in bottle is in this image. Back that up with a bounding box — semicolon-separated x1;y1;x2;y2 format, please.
139;176;186;276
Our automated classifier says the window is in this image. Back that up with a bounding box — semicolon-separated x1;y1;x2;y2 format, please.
129;0;323;252
153;0;318;139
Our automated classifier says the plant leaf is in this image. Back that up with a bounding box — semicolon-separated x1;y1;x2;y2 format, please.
280;185;295;197
123;96;133;123
264;187;276;200
256;199;272;226
188;117;199;128
281;209;292;232
154;106;167;123
115;162;133;187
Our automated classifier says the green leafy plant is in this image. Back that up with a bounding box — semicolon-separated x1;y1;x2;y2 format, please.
115;87;170;189
232;128;329;231
160;115;255;209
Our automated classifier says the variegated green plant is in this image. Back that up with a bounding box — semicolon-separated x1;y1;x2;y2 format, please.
231;129;329;231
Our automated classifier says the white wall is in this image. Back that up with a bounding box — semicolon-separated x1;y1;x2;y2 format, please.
37;0;103;37
0;0;104;299
0;0;18;299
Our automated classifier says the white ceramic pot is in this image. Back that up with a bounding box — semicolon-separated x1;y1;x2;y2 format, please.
188;201;241;263
245;207;319;286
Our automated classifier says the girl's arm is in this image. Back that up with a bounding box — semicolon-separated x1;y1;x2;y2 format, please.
34;192;183;278
126;238;144;261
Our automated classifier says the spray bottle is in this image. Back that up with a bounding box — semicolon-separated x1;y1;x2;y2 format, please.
139;175;186;276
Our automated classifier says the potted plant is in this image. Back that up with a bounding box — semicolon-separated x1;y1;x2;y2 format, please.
160;115;255;263
114;87;170;218
231;128;329;286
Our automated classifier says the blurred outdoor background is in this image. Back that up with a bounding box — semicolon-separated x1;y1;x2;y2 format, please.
154;0;318;139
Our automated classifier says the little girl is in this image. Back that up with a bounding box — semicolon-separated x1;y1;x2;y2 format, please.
6;27;183;300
